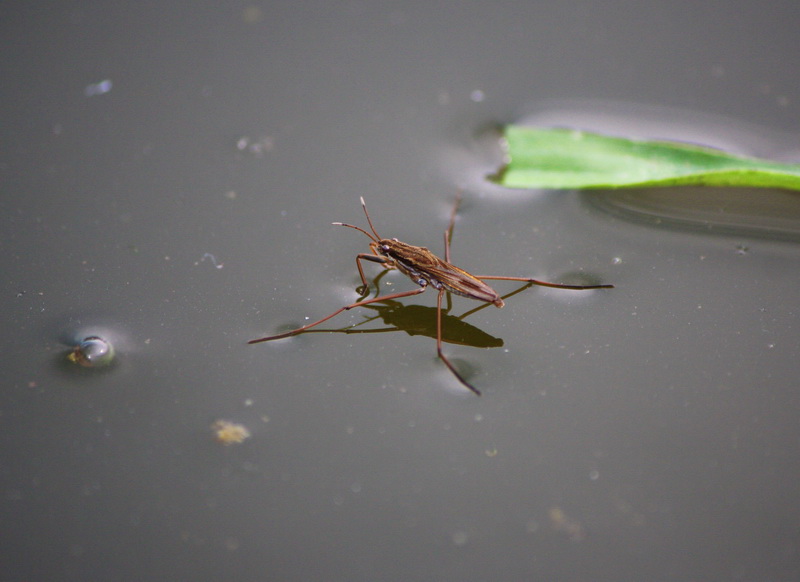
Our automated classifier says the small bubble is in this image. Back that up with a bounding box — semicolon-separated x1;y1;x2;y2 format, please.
612;257;622;265
734;245;749;255
589;470;600;480
67;336;115;367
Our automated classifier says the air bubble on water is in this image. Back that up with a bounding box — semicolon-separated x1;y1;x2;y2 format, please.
68;336;115;367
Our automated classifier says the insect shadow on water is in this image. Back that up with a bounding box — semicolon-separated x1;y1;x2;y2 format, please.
298;268;551;349
249;194;614;395
299;270;503;348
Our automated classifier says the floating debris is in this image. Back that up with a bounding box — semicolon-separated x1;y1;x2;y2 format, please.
549;506;585;541
195;253;224;269
211;420;251;445
67;336;115;368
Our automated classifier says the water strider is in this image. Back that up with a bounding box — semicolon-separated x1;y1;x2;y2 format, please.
249;196;614;395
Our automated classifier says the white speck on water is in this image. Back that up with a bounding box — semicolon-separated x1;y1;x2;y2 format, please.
84;79;112;97
195;253;223;269
452;530;469;546
235;135;274;157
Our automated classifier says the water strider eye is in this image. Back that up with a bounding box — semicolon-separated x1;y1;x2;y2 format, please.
381;244;390;251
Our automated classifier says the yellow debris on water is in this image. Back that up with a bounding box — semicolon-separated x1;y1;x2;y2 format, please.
211;420;251;445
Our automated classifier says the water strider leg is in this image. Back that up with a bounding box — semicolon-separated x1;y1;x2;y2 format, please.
435;287;482;396
249;286;427;344
443;190;464;264
476;275;614;291
355;253;393;291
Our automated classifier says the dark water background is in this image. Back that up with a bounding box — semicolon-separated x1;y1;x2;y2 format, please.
3;2;800;580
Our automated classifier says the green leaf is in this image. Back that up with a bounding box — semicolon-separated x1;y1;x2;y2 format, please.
496;126;800;191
